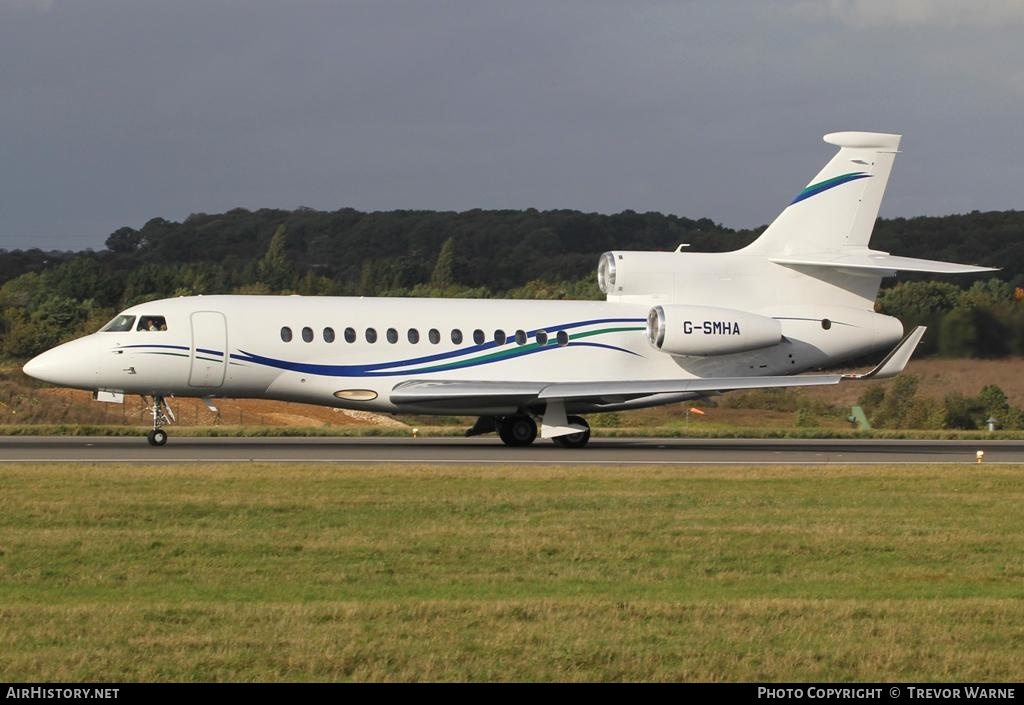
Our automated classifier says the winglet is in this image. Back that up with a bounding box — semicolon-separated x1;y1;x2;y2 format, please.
842;326;926;380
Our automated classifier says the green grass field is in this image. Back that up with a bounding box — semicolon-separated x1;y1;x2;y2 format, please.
1;463;1022;681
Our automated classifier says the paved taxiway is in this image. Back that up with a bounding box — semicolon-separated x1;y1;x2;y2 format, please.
2;436;1023;464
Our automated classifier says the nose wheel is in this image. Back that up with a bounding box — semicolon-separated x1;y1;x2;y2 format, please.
144;394;175;447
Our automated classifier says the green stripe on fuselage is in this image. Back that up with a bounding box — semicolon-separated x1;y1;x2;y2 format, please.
399;326;646;375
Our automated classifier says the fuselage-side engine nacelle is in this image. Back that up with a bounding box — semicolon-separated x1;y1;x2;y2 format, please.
646;305;782;356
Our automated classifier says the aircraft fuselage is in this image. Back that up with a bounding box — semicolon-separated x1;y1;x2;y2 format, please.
25;293;902;416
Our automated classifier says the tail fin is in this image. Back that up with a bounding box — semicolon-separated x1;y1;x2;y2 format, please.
742;131;901;256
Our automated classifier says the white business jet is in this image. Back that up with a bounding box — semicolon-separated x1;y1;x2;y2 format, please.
23;132;993;447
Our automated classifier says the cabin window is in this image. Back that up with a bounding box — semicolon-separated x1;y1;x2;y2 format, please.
365;328;378;343
536;330;549;346
137;316;167;332
452;329;463;345
821;319;832;330
386;328;399;344
557;330;569;346
323;327;336;343
494;330;506;345
473;329;485;345
101;315;136;332
281;326;293;343
428;328;441;344
344;327;356;343
515;329;527;345
302;327;314;343
408;328;420;344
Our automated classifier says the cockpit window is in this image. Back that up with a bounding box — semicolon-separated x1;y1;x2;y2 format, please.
137;316;167;332
101;315;136;332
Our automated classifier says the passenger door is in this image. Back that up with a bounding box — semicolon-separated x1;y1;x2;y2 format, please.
189;311;227;388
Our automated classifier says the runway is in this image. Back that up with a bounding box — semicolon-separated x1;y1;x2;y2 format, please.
2;435;1023;464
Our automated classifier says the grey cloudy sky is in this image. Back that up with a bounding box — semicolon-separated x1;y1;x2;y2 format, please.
1;0;1023;250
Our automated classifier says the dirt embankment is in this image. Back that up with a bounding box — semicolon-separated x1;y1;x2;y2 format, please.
799;358;1024;407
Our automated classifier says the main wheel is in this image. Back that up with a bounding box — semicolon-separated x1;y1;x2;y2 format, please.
147;429;168;446
497;415;537;447
552;415;590;448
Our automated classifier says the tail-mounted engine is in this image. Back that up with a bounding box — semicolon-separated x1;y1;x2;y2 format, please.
598;251;677;297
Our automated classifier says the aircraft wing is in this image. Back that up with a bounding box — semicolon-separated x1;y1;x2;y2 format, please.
390;326;926;409
390;373;844;408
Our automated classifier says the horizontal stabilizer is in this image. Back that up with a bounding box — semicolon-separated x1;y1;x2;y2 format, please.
823;132;901;149
772;251;996;275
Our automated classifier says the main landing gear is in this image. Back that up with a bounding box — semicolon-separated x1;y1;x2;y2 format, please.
473;413;591;448
552;416;591;449
497;415;537;447
145;394;175;446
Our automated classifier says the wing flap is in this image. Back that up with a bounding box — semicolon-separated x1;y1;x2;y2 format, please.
390;380;545;406
537;374;842;403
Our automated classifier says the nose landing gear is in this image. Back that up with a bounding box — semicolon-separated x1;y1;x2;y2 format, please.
145;395;175;446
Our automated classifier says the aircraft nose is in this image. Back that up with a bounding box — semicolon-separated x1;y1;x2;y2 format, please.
23;348;66;385
22;337;97;388
23;354;39;379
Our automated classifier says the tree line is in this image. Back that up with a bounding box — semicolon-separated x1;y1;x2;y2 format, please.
0;206;1022;359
